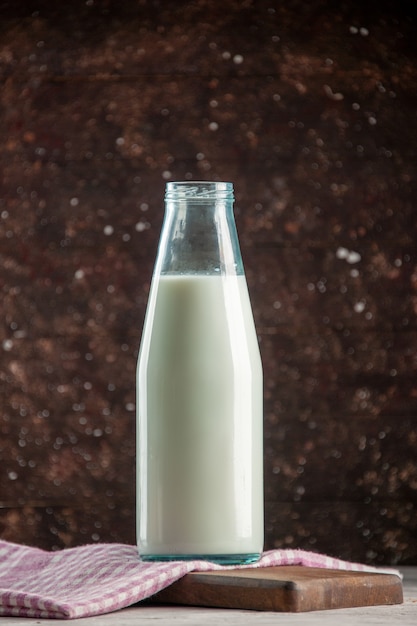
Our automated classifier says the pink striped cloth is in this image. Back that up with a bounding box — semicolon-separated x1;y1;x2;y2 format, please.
0;540;400;619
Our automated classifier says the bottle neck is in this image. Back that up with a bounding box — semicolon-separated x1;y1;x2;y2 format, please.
155;182;244;276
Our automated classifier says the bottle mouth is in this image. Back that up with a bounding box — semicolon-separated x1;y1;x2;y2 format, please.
165;181;234;200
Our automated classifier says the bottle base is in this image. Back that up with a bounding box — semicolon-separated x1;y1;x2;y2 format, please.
140;552;261;565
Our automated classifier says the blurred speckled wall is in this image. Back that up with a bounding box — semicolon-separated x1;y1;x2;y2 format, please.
1;0;417;564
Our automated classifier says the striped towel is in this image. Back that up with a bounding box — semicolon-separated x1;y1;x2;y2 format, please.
0;540;401;619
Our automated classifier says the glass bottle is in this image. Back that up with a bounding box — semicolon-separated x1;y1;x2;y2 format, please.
137;181;263;564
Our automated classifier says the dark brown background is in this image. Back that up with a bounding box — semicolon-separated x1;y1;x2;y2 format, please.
1;0;416;565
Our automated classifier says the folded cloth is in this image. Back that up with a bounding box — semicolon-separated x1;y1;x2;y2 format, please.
0;540;401;619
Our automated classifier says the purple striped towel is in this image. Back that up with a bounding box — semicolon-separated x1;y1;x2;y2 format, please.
0;540;400;619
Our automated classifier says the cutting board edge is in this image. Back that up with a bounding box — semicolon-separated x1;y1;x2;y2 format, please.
149;566;404;613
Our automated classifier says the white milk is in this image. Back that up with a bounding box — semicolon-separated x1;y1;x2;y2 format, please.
137;274;263;558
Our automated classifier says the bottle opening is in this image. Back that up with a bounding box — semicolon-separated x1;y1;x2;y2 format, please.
165;181;234;200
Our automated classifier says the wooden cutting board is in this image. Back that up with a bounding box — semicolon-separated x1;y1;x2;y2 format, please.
151;566;403;612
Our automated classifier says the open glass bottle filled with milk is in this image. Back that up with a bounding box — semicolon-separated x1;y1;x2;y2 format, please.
137;181;263;564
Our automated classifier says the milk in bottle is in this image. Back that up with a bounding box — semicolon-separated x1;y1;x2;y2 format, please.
137;182;263;564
